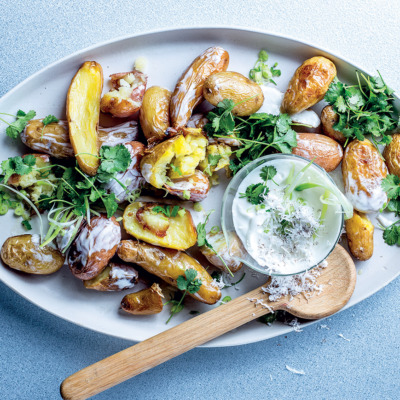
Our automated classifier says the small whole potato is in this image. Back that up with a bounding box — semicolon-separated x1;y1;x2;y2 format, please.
68;215;121;280
342;139;388;213
203;71;264;116
139;86;171;145
292;133;343;172
321;106;346;144
345;210;374;261
1;234;64;274
170;46;229;129
281;56;337;115
383;133;400;177
121;283;164;315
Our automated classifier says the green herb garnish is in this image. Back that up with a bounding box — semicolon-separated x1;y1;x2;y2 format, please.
380;174;400;245
152;205;180;218
0;110;36;139
249;50;281;85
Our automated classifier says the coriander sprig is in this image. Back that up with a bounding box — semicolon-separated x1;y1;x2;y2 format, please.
0;110;36;139
380;174;400;246
165;269;202;324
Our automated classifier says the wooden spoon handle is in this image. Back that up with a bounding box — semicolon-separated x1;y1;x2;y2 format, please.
60;285;274;400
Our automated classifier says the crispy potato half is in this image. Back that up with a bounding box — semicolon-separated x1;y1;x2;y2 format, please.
281;56;336;115
321;105;346;145
84;262;138;291
118;240;221;304
67;61;103;175
123;202;197;250
292;133;343;172
203;71;264;116
345;210;374;261
383;133;400;177
170;46;229;128
121;283;164;315
164;170;210;202
1;234;64;275
140;86;171;145
342;139;388;213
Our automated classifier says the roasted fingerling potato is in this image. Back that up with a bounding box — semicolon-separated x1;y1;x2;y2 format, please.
117;240;221;304
100;70;147;118
170;46;229;129
321;105;346;145
68;215;121;280
67;61;103;176
345;210;374;261
203;71;264;116
98;121;140;147
292;133;343;172
164;170;210;202
121;283;164;315
139;86;171;145
342;139;388;213
123;202;197;250
383;133;400;177
83;262;139;291
281;56;336;114
200;231;244;273
1;234;64;275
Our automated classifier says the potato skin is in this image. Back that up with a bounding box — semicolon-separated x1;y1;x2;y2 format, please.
170;46;229;129
123;202;197;250
98;121;140;147
200;231;244;273
68;215;121;280
292;133;343;172
121;283;164;315
139;86;171;145
1;234;64;275
345;210;374;260
342;139;388;213
203;71;264;116
383;133;400;177
67;61;103;176
117;240;221;304
321;105;346;145
281;56;336;114
83;262;138;291
164;170;210;202
101;70;147;118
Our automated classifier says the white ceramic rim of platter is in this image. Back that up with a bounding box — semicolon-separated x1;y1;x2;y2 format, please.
1;25;399;348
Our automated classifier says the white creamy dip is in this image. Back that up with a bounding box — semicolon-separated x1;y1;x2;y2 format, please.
232;157;343;274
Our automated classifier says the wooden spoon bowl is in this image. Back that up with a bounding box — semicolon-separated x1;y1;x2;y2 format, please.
61;244;356;400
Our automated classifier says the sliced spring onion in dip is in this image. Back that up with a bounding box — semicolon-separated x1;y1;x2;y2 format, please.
232;157;344;275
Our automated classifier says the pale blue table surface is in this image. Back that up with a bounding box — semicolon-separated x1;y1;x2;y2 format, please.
1;1;400;399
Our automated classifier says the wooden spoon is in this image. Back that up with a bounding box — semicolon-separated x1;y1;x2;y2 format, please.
60;244;356;400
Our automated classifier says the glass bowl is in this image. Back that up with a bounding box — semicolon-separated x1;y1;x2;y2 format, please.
221;154;344;276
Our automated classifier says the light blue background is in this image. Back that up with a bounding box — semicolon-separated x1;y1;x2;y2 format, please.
1;1;400;399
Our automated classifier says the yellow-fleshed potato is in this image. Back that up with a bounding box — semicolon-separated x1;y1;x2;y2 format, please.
123;202;197;250
100;70;147;118
281;56;336;115
345;210;374;260
170;46;229;128
199;143;232;175
8;154;57;204
164;170;210;202
321;105;346;145
383;133;400;177
140;130;208;188
342;139;388;213
292;133;343;172
203;71;264;116
139;86;171;145
121;283;164;315
68;215;121;280
21;120;139;158
200;231;244;273
83;262;139;291
117;240;221;304
1;234;64;275
67;61;103;176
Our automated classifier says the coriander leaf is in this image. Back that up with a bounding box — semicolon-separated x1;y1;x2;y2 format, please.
387;199;400;217
5;110;36;139
381;174;400;199
208;154;222;167
325;79;345;104
102;193;118;218
275;114;291;133
260;165;277;182
217;99;236;112
187;278;202;294
1;155;36;183
176;275;188;291
185;269;197;283
239;183;268;205
97;144;131;183
383;224;400;246
42;115;59;126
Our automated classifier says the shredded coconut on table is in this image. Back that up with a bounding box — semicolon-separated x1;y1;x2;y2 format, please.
285;365;306;375
338;333;351;342
288;318;303;332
